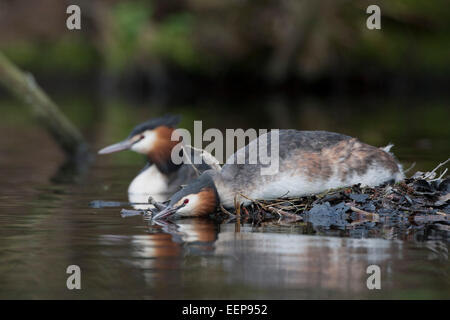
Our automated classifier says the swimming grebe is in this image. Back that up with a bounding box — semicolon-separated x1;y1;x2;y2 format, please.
152;130;404;219
98;115;210;202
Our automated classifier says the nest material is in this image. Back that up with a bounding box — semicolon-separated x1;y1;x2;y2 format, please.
218;159;450;233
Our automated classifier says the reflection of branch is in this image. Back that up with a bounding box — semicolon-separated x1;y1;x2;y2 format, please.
0;51;87;158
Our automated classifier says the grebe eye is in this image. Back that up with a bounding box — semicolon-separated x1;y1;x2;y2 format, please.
183;199;189;204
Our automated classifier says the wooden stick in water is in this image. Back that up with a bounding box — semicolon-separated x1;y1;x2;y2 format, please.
0;51;87;158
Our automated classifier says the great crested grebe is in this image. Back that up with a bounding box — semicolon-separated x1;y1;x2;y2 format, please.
98;115;210;202
152;130;404;219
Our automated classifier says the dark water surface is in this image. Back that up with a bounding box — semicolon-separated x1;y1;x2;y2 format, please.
0;94;449;299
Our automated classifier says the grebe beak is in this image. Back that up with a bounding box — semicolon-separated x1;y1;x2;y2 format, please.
152;202;187;220
98;139;136;154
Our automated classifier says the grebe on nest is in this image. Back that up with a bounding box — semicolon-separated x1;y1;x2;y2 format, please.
152;130;404;219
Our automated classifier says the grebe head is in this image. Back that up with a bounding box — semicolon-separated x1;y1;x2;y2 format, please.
98;115;181;171
152;173;218;219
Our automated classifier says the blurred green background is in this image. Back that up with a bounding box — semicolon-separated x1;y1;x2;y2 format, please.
1;0;449;89
0;0;449;171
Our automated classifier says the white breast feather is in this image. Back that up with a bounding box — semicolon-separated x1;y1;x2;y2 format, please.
128;164;169;196
220;163;403;208
252;166;401;201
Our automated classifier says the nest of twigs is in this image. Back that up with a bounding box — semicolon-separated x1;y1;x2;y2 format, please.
217;159;450;234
